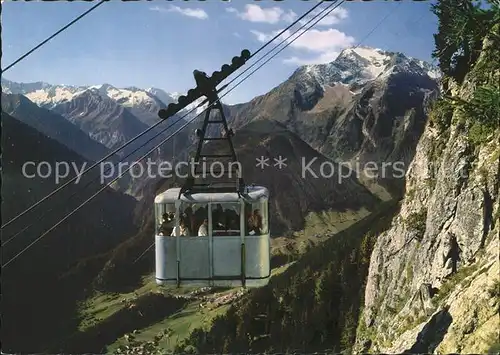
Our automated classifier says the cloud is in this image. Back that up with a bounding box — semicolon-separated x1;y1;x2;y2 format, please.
299;7;349;27
150;5;208;20
227;4;297;24
283;51;341;65
251;28;355;65
248;6;352;66
251;28;355;52
281;10;298;23
250;30;272;43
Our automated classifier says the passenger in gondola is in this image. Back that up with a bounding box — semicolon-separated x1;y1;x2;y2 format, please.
254;209;263;233
247;209;262;235
160;212;169;226
224;208;239;231
171;218;190;236
198;218;208;236
213;204;225;230
184;207;196;234
159;213;173;236
247;213;256;235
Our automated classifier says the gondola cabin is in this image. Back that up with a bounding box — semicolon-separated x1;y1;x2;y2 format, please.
154;186;270;287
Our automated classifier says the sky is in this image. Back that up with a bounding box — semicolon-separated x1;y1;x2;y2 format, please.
1;0;438;105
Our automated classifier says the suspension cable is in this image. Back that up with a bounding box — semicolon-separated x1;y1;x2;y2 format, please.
2;2;333;245
124;1;351;266
130;0;349;266
2;1;337;244
3;101;204;247
3;1;108;73
352;0;402;50
0;1;331;231
246;1;323;60
133;1;420;264
3;0;345;267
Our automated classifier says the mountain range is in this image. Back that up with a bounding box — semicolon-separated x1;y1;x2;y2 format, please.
217;46;440;195
1;78;205;162
2;46;441;203
1;78;207;123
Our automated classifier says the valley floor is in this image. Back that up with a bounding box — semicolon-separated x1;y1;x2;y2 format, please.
74;264;295;354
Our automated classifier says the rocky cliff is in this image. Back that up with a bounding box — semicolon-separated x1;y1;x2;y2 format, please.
354;26;499;354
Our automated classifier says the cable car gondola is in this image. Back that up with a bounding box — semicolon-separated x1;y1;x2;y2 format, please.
154;186;270;287
154;62;271;287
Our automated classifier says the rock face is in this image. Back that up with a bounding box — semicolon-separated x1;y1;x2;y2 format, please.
354;34;500;354
51;88;150;151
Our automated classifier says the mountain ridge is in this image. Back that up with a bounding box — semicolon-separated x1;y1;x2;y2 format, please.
1;77;205;123
1;111;139;352
209;46;440;197
1;92;111;162
293;46;440;90
1;46;440;202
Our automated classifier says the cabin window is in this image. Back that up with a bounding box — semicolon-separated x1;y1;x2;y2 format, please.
156;203;175;236
211;202;240;236
245;199;268;236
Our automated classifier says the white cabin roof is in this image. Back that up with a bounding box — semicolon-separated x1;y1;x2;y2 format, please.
154;186;269;204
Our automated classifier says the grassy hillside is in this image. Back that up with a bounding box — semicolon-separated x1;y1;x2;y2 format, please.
54;195;384;353
56;264;294;354
271;207;371;266
172;199;400;354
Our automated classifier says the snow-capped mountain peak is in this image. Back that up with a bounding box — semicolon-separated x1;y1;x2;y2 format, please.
147;88;207;117
2;78;173;110
2;76;209;125
80;83;164;109
295;46;441;91
88;83;115;91
105;86;156;107
337;46;391;77
20;85;87;108
146;87;176;106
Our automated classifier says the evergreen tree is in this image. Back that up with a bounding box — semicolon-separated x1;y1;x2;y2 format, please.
432;0;498;84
